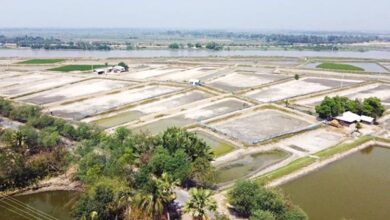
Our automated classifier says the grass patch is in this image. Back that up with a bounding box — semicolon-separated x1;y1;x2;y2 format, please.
314;135;373;159
18;59;65;64
213;143;235;157
256;156;315;185
316;62;364;71
256;135;374;185
48;65;105;72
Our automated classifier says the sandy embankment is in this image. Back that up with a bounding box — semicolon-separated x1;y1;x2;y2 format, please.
1;166;83;197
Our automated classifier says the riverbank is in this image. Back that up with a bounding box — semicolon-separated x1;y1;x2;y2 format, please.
0;166;83;197
267;139;390;187
1;48;390;59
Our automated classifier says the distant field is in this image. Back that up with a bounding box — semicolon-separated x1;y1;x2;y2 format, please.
48;64;105;72
316;63;364;71
18;59;65;64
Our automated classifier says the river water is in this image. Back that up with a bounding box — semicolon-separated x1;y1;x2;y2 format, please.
282;146;390;220
1;48;390;59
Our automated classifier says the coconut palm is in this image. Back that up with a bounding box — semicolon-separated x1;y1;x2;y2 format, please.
184;188;217;220
133;173;179;220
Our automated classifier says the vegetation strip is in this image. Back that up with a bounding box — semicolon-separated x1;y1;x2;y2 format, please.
17;59;65;64
48;64;106;72
316;62;364;71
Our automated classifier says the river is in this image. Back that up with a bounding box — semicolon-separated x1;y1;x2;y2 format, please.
1;48;390;59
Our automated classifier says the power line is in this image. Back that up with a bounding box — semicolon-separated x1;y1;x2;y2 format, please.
0;198;58;220
0;200;44;220
6;196;58;220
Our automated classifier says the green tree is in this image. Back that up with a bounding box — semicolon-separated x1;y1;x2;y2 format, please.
205;42;223;50
228;180;306;219
228;180;260;217
250;210;275;220
362;97;385;119
294;74;300;80
184;188;217;220
195;43;202;48
118;62;129;71
282;207;308;220
169;43;180;49
159;127;213;162
72;184;116;220
134;173;179;220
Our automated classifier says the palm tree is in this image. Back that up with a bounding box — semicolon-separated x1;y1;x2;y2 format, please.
184;188;217;220
133;173;179;220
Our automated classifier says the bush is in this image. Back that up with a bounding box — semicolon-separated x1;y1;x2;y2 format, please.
169;43;180;49
282;207;308;220
206;42;223;50
72;185;116;220
9;105;40;122
250;210;276;220
0;98;13;117
228;180;261;217
118;62;129;71
228;180;307;219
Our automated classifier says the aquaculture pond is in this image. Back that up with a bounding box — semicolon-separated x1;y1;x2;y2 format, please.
216;150;289;185
0;191;81;220
194;130;236;157
93;111;145;128
282;145;390;220
304;62;388;72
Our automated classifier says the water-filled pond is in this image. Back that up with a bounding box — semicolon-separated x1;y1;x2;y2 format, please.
93;110;145;128
0;190;81;220
216;150;289;184
282;146;390;220
304;62;388;72
194;130;236;157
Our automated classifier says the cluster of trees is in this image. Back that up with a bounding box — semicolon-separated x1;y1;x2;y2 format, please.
168;42;207;49
0;125;70;190
72;127;216;219
0;98;102;142
205;42;223;50
0;98;104;190
315;96;385;119
228;180;307;220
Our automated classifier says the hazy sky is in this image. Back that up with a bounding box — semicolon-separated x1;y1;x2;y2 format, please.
1;0;389;31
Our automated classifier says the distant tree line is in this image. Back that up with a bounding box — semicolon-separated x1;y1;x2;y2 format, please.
0;35;111;50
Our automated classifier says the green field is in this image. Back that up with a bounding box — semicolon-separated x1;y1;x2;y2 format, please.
316;62;364;71
18;59;65;64
48;65;106;72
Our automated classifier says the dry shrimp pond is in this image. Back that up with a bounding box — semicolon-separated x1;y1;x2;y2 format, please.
209;109;314;145
133;98;251;134
19;79;134;105
92;90;212;128
47;85;182;120
297;83;390;109
244;77;362;102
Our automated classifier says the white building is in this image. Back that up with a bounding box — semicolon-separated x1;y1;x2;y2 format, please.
335;111;374;124
189;79;201;86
